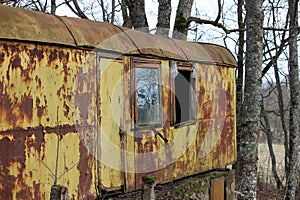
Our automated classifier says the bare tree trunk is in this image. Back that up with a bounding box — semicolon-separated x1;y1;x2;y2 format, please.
100;0;107;22
236;0;245;118
156;0;171;37
261;100;282;189
120;0;132;28
274;61;290;179
126;0;149;32
173;0;193;40
267;2;290;177
235;0;245;186
111;0;115;23
237;0;263;199
285;0;299;199
51;0;56;14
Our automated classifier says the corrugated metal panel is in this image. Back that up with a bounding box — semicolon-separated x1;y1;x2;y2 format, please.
0;5;237;67
155;35;188;60
175;40;214;63
60;17;138;53
0;6;75;46
203;44;237;66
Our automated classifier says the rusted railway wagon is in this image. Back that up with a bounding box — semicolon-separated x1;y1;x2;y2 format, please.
0;5;236;200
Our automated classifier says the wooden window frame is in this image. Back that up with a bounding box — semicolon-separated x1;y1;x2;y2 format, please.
131;59;162;128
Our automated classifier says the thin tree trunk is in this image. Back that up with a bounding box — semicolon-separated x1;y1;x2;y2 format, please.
237;0;263;199
261;100;282;189
126;0;149;32
51;0;56;14
235;0;245;186
236;0;245;116
268;3;289;177
100;0;107;22
111;0;115;23
274;62;290;179
120;0;132;28
156;0;171;37
173;0;193;40
285;0;299;199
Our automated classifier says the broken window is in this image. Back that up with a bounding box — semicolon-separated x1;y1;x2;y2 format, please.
171;62;196;125
134;60;161;126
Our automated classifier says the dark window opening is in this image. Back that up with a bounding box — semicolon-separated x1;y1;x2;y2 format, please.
174;69;195;124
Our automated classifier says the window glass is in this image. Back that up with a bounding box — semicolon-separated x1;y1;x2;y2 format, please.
135;67;161;126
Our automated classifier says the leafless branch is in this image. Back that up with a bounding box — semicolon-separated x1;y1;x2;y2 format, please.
186;17;240;34
64;0;89;19
215;0;222;23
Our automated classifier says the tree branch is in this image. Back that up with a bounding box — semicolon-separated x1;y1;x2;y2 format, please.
64;0;89;19
186;17;240;34
215;0;222;23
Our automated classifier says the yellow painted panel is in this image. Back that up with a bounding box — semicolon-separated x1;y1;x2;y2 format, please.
0;41;96;131
196;64;235;119
3;132;84;199
42;132;81;199
99;58;124;189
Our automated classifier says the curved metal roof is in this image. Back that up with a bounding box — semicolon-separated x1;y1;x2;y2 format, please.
0;5;236;66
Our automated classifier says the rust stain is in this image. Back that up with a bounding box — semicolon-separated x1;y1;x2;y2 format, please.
0;52;5;64
11;54;21;70
33;183;42;200
36;97;46;119
48;49;58;63
0;132;26;199
29;47;44;62
26;130;44;152
77;140;93;199
19;94;33;122
0;92;15;126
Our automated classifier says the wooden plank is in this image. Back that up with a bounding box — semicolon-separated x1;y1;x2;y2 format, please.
211;176;225;200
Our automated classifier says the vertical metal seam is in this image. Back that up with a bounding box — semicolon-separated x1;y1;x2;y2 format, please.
95;52;101;195
122;57;128;191
113;26;144;55
56;16;78;46
173;40;189;61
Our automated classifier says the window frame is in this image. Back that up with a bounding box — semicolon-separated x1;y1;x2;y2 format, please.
131;58;163;129
170;61;197;127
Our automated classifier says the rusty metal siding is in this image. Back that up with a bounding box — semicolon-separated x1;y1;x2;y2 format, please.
126;61;236;190
0;41;94;130
0;40;236;199
0;41;98;199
